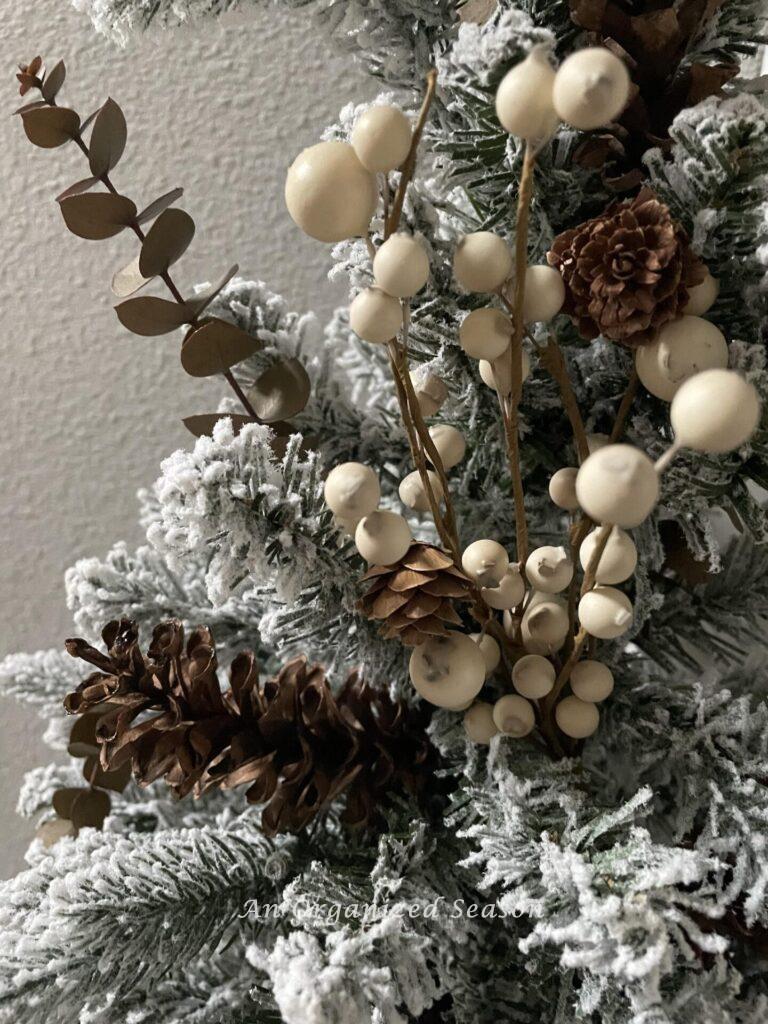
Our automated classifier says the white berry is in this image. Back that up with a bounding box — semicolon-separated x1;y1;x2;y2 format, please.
635;316;728;402
428;424;466;470
398;469;444;512
670;368;761;454
512;654;555;699
570;660;614;703
459;307;511;361
409;633;486;709
521;265;566;323
462;539;509;587
324;462;380;518
478;348;531;395
549;467;580;511
580;526;637;584
454;232;513;293
351;105;411;173
492;694;535;737
481;567;526;610
552;47;631;130
373;234;429;298
578;586;633;639
410;371;448;417
520;593;569;653
463;702;499;744
525;545;573;594
495;49;558;141
285;141;377;242
682;270;719;316
349;287;402;344
354;509;412;565
575;444;659;529
555;695;599;738
470;632;501;675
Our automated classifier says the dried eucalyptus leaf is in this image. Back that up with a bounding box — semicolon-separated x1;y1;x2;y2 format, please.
80;107;101;134
70;789;111;830
56;176;100;203
41;60;66;102
248;358;311;423
88;97;127;177
139;208;195;277
136;187;184;226
115;295;191;336
82;756;131;793
180;318;261;377
182;413;258;438
52;788;83;820
189;264;239;315
20;106;80;148
68;713;101;758
59;193;137;241
14;100;47;115
112;254;152;298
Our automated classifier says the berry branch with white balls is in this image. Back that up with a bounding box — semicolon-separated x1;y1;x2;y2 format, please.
285;46;761;754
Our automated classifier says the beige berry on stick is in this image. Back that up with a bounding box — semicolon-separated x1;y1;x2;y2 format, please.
549;467;580;511
349;287;403;344
552;47;631;131
493;694;536;737
683;270;719;316
410;370;448;417
478;349;531;394
570;660;614;703
525;545;573;594
459;308;512;361
462;539;509;587
556;695;600;739
520;265;565;323
471;632;501;676
409;633;486;708
578;586;633;639
635;316;728;402
454;232;513;293
495;48;558;141
481;567;525;610
351;104;412;173
580;527;637;584
669;369;761;454
324;462;380;519
399;469;444;512
512;654;555;699
575;444;659;528
464;702;499;744
285;140;378;242
520;594;570;653
428;424;466;470
373;234;429;298
355;509;412;565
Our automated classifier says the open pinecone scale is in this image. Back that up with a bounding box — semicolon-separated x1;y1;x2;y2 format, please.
357;542;473;647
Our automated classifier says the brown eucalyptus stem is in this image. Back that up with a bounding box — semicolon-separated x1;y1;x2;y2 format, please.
44;87;258;421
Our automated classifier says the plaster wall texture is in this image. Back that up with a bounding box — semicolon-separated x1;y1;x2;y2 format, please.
0;0;374;877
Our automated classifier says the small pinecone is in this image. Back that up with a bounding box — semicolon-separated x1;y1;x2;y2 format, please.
357;542;473;647
547;187;705;347
64;618;440;836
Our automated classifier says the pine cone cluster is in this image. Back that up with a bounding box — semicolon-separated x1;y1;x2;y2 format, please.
358;542;473;647
64;619;439;835
547;188;704;347
568;0;738;189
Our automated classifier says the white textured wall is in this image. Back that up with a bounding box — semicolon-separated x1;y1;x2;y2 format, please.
0;1;374;876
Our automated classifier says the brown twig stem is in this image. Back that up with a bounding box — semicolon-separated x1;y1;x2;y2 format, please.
610;367;639;443
539;336;590;464
46;91;258;421
385;68;438;240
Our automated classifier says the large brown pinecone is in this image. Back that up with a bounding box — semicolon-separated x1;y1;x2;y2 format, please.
568;0;739;190
64;619;439;835
358;542;473;647
547;187;705;347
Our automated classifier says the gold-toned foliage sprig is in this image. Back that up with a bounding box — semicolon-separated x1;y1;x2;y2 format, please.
63;618;442;836
13;56;311;440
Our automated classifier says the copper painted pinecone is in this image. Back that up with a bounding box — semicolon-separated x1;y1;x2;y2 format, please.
64;619;438;835
547;188;705;347
357;542;473;647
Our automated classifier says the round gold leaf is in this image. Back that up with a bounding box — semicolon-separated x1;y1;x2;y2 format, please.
21;106;80;148
112;254;152;298
56;176;100;203
183;413;258;437
248;358;311;423
88;97;127;176
70;789;111;830
180;318;261;377
41;60;66;103
115;296;191;336
139;208;195;278
59;193;137;241
136;187;184;226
